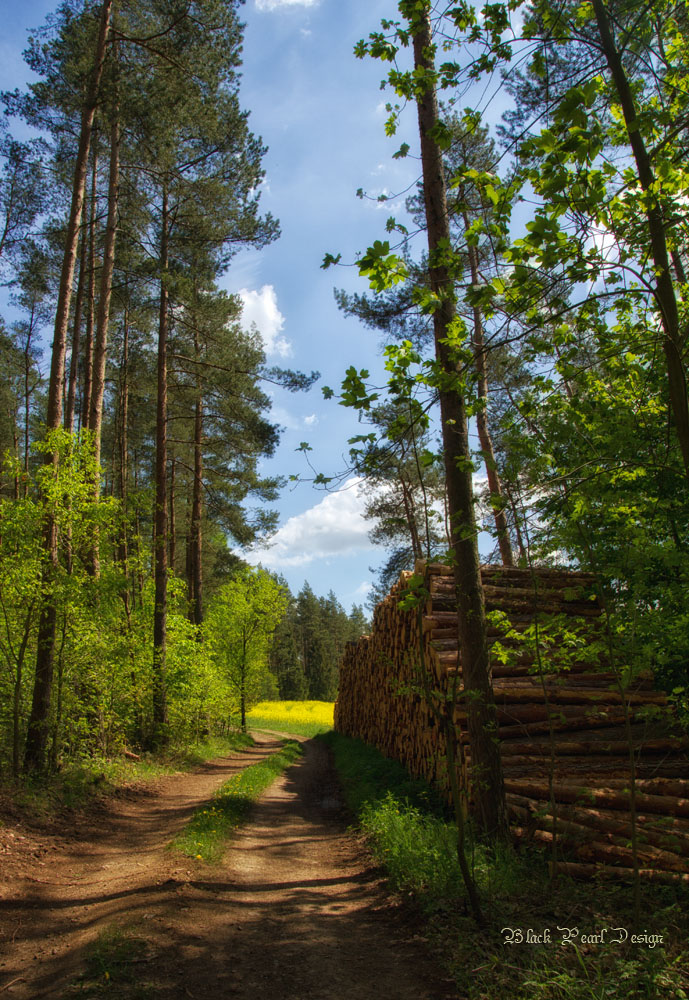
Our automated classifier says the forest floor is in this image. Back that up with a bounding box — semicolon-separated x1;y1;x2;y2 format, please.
0;735;455;999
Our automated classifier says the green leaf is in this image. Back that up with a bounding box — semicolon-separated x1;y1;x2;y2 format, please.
321;252;341;269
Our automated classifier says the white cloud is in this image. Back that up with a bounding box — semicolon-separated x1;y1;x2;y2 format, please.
266;406;319;431
376;198;405;213
238;285;292;358
245;478;374;569
255;0;318;10
354;581;372;597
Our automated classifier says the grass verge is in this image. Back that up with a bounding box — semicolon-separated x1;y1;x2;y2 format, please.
322;730;689;1000
61;924;153;998
172;738;303;863
245;699;334;737
5;733;253;820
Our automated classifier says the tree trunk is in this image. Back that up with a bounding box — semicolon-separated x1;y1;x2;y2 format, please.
87;96;119;465
189;324;204;626
12;420;19;500
400;473;423;559
24;530;58;771
49;615;68;770
44;0;112;436
117;310;131;616
81;145;99;432
65;205;88;434
87;94;120;575
152;183;169;745
12;606;34;780
23;309;35;499
118;311;129;508
240;637;247;732
591;0;689;479
169;457;176;572
411;4;508;839
133;451;144;609
463;229;514;566
24;0;114;772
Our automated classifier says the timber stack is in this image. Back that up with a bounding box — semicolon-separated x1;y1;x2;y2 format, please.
335;560;689;881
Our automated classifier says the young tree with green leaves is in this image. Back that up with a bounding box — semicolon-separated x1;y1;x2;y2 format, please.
205;568;287;732
347;402;448;603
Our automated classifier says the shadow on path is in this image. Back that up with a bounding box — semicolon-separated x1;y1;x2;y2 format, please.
1;737;457;1000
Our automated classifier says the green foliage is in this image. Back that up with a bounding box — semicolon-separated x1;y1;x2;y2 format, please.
0;431;257;776
358;240;408;291
204;568;288;728
322;730;443;816
14;733;251;817
325;731;689;999
268;581;367;703
338;0;689;719
498;321;689;718
362;791;465;901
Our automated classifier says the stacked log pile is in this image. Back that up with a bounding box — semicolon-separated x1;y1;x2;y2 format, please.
335;561;689;880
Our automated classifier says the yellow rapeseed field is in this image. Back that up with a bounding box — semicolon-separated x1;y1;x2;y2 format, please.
246;700;334;737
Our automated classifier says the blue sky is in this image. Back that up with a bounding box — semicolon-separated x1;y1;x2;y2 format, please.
223;0;422;609
3;0;489;611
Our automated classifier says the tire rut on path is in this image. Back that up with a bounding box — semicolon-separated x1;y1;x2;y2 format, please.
0;737;282;998
1;738;457;999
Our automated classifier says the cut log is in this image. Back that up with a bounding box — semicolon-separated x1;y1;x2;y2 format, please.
335;561;686;883
549;861;689;884
504;779;689;818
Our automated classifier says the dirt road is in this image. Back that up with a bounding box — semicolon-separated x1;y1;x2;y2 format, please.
0;737;456;999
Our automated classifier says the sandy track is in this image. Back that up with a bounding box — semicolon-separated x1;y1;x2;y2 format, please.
0;737;456;999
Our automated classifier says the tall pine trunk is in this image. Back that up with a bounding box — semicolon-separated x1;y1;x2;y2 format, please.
410;4;508;839
87;93;120;575
168;458;176;572
88;102;119;469
65;215;87;434
80;145;99;432
189;324;204;626
23;310;37;498
117;310;131;611
24;0;114;772
152;184;169;745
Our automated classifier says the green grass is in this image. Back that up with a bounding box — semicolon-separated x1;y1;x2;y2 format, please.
245;699;334;737
172;738;303;862
322;730;689;1000
61;924;153;998
12;732;253;818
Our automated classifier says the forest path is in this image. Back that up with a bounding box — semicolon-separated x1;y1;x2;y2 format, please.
0;737;455;999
